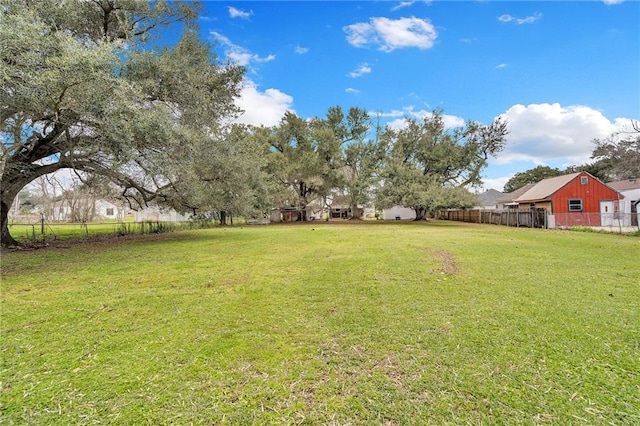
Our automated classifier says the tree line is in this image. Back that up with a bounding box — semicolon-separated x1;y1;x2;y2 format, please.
2;1;635;247
1;1;510;246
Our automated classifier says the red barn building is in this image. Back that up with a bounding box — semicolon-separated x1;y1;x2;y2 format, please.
514;172;624;227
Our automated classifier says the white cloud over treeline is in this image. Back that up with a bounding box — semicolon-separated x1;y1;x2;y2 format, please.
234;81;294;127
498;103;631;166
210;32;275;67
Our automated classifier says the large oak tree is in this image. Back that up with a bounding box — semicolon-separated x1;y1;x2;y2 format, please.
1;0;245;246
263;106;370;220
377;111;508;220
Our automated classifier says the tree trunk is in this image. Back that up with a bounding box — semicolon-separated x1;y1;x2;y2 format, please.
298;181;308;221
1;187;21;247
348;204;362;220
219;210;227;225
413;207;428;221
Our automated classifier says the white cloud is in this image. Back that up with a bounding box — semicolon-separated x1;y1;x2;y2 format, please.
381;107;465;130
495;63;509;69
211;31;275;67
603;0;624;4
349;63;372;78
228;52;275;66
234;80;294;127
497;103;630;166
345;88;360;94
294;45;309;54
391;1;415;11
344;17;437;52
498;13;543;24
481;176;511;193
198;16;217;23
228;7;253;19
392;0;433;10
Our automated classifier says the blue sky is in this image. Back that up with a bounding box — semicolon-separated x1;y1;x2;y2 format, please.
195;0;639;191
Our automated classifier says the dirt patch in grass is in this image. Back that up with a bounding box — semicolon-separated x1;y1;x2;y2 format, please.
422;247;459;275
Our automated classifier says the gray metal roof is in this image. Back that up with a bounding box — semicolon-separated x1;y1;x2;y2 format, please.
496;183;536;204
607;178;640;191
515;172;581;202
477;189;504;206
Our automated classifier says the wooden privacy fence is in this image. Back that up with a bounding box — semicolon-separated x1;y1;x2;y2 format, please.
447;209;548;229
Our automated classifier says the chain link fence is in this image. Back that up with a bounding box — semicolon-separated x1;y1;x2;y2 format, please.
6;219;220;245
447;209;639;234
548;212;638;232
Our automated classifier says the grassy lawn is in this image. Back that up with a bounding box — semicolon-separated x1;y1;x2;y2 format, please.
1;221;638;424
6;220;206;244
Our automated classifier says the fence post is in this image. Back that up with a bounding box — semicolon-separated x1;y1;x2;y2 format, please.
531;209;533;228
41;215;45;235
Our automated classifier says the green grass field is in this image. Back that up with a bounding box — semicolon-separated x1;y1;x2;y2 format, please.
2;221;639;424
6;219;217;244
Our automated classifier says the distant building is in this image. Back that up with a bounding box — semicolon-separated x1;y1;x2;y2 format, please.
511;172;624;228
475;189;503;209
495;183;535;210
382;206;416;220
606;177;640;226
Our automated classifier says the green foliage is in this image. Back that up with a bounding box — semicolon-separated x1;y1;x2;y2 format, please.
563;162;611;183
503;165;564;193
569;225;597;233
263;106;371;218
0;0;244;246
591;122;640;181
2;223;639;423
343;132;386;213
378;111;507;218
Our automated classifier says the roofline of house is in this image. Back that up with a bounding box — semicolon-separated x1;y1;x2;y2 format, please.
515;171;625;203
514;198;552;204
514;172;581;202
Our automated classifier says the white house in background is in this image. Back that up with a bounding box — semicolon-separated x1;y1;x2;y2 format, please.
607;178;640;227
134;205;190;222
48;198;124;222
95;199;123;220
382;205;416;220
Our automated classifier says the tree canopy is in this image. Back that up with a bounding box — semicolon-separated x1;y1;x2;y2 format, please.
1;1;519;245
377;111;508;219
1;0;245;246
262;106;370;220
502;166;564;193
591;121;640;181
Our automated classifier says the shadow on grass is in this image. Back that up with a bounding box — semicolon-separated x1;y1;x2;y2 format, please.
3;219;459;255
2;227;227;255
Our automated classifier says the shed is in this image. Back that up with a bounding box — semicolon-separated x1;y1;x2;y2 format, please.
382;205;416;220
514;172;623;227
